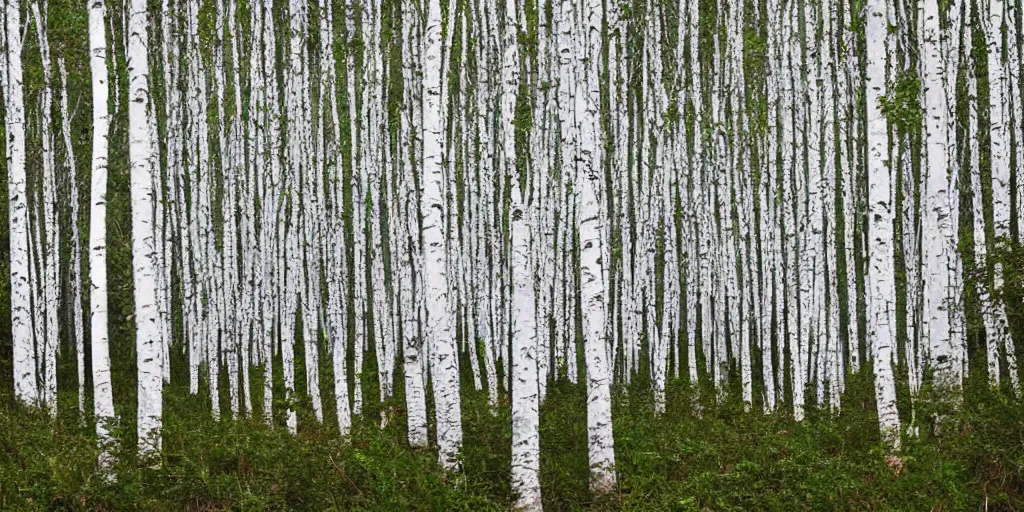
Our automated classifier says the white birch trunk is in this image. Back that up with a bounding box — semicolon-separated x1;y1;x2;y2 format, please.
761;0;781;412
578;0;616;493
0;4;29;407
89;0;117;473
779;0;803;420
127;0;163;455
866;0;901;450
685;0;703;408
1014;2;1024;244
921;0;964;392
841;2;861;375
510;125;543;512
400;0;429;448
422;0;463;470
346;0;366;418
318;0;350;435
821;1;841;410
504;1;541;507
987;0;1011;245
29;2;58;415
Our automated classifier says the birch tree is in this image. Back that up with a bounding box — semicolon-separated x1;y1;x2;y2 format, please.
505;0;541;507
921;0;966;394
865;0;901;451
88;0;117;474
400;0;429;449
987;0;1011;248
6;0;36;407
347;0;366;417
32;1;60;415
57;58;86;415
422;0;463;470
982;0;1020;396
126;0;163;456
319;0;350;436
578;0;616;493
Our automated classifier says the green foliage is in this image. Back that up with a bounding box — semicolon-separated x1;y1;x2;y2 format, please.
0;385;502;510
3;377;1024;510
878;73;924;135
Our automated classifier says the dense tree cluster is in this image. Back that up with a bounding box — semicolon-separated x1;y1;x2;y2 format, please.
3;0;1024;509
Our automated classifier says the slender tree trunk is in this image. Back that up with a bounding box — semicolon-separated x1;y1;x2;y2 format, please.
127;0;163;456
841;1;861;377
88;0;117;474
347;0;366;418
400;0;429;448
983;0;1021;396
685;0;704;410
56;57;86;415
422;0;463;470
505;0;541;507
866;0;901;451
821;0;842;411
579;0;616;493
320;0;351;436
921;0;964;393
0;0;31;412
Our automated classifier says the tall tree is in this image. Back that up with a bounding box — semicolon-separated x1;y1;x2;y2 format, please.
577;0;616;494
88;0;117;474
422;0;463;470
399;0;429;449
32;1;60;415
505;0;541;508
865;0;901;451
982;0;1020;396
920;0;965;394
58;58;85;415
6;0;36;407
127;0;163;456
319;0;351;436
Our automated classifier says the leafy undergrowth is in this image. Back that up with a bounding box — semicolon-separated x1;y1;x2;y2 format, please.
1;379;1022;510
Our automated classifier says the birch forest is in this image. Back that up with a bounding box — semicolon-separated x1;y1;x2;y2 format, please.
3;0;1024;508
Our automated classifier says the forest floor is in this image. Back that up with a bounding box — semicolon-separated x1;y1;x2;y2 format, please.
1;372;1023;511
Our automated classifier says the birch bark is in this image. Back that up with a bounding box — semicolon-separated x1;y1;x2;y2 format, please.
422;0;463;468
866;0;901;450
128;0;163;455
89;0;117;473
579;0;616;493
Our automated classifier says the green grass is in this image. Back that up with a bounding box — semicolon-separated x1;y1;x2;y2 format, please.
2;375;1022;510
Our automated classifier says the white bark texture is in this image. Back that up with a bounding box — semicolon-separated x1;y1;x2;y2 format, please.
866;0;901;451
127;0;163;456
7;0;37;407
422;0;463;470
89;0;117;474
578;0;616;494
505;1;541;508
